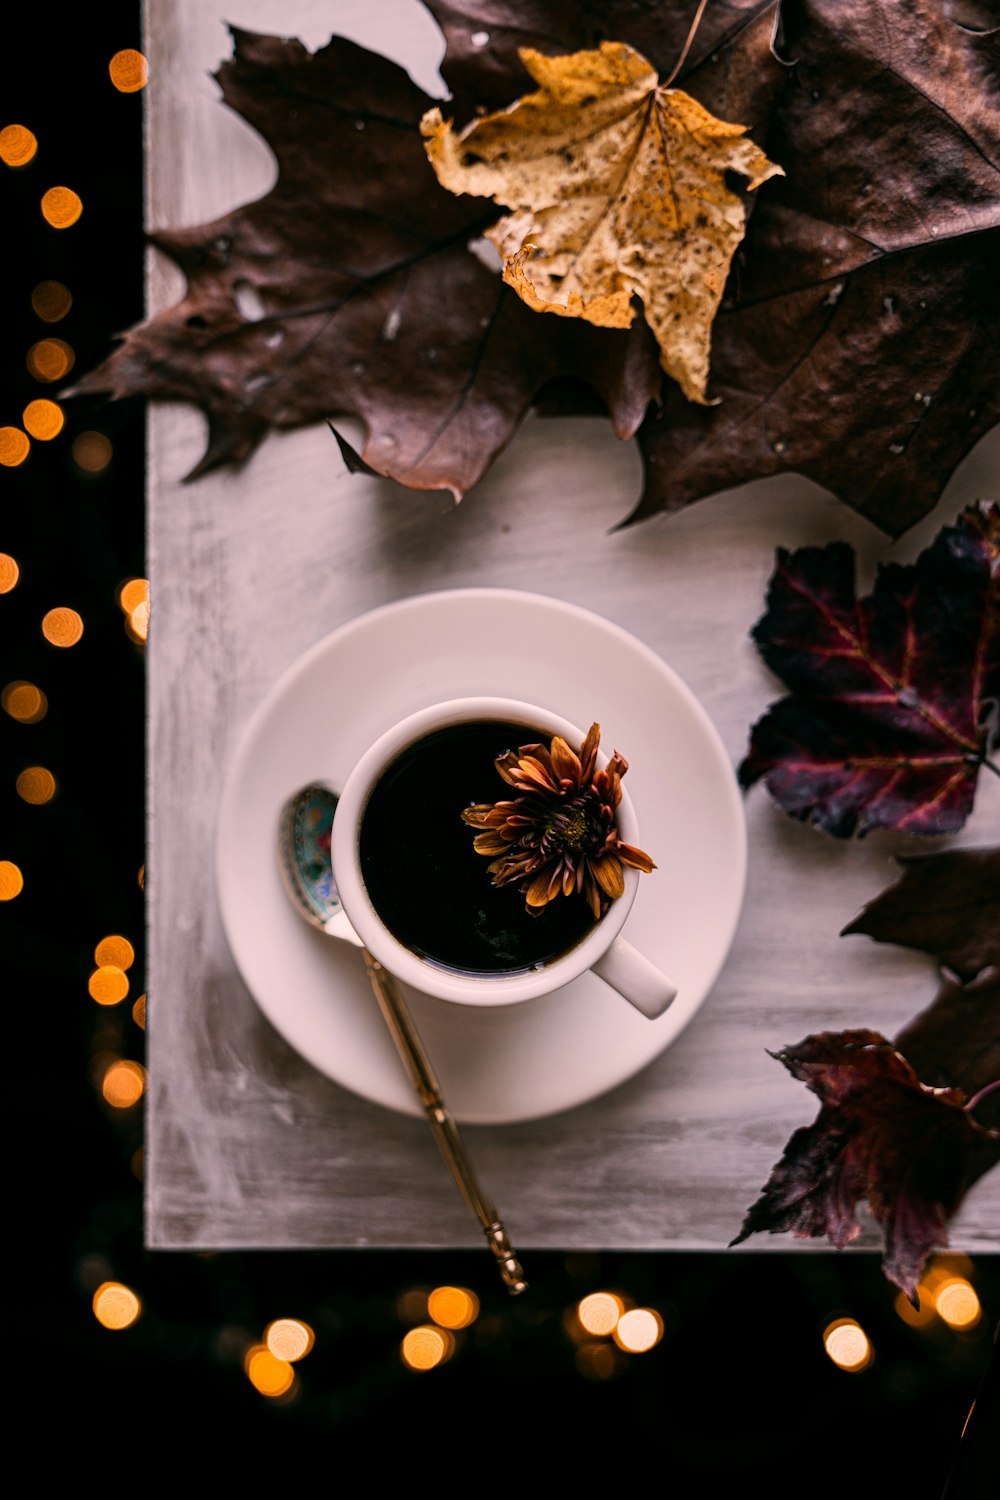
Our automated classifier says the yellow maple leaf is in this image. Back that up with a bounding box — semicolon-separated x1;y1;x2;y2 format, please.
422;41;783;405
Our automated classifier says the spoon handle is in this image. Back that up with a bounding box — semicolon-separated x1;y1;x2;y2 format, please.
361;948;528;1296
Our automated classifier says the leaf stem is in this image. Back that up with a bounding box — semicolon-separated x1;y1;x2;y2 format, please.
965;1078;1000;1116
663;0;711;88
983;758;1000;779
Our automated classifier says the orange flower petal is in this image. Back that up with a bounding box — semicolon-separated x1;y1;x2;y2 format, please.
495;751;522;785
550;735;583;785
516;755;558;790
473;832;509;855
591;853;625;898
618;841;656;873
579;723;601;782
525;868;558;908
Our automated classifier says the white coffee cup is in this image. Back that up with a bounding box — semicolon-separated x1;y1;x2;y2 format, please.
331;697;677;1018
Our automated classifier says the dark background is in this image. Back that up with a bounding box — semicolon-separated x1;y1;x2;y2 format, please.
2;4;996;1485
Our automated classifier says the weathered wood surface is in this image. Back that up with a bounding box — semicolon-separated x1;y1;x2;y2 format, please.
145;0;1000;1251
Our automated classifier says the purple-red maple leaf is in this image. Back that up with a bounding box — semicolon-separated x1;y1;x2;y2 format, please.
730;1030;998;1302
738;501;1000;837
733;849;999;1299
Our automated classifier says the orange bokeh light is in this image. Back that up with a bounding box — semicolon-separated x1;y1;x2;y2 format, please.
0;555;20;592
118;578;149;614
89;966;130;1006
0;862;24;900
32;280;72;322
93;1282;141;1330
41;185;83;228
95;934;135;970
401;1326;453;1371
2;681;47;723
109;49;148;92
0;428;30;467
427;1286;479;1330
16;766;56;804
0;124;37;167
245;1346;295;1398
27;338;74;382
23;399;64;440
101;1059;145;1107
42;607;83;647
72;431;112;472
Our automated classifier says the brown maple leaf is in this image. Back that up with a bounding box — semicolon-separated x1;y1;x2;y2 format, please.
68;26;660;493
629;0;1000;535
73;3;999;538
738;501;1000;838
422;41;783;404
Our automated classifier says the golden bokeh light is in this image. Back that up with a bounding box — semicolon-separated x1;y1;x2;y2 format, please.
265;1319;315;1362
401;1326;454;1371
245;1345;295;1398
3;681;47;723
0;861;24;900
577;1292;624;1337
27;338;74;382
89;965;130;1006
0;555;20;592
614;1308;663;1352
0;427;30;467
137;864;145;890
132;993;146;1028
41;185;83;228
32;280;72;322
427;1285;479;1331
93;1282;141;1330
23;399;64;441
95;934;135;970
72;431;113;472
16;765;56;804
109;49;148;92
131;1147;145;1180
823;1319;873;1372
42;607;83;647
101;1059;145;1107
934;1278;981;1330
127;600;150;643
1;123;38;167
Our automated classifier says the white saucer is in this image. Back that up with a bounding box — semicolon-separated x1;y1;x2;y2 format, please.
215;587;747;1124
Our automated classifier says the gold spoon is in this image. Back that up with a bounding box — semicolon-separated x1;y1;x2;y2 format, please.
278;782;527;1296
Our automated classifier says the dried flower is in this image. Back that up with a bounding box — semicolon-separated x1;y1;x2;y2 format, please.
462;722;655;920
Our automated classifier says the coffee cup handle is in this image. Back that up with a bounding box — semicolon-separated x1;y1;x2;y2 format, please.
591;936;677;1019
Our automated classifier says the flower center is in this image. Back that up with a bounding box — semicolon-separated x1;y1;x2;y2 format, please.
549;805;590;849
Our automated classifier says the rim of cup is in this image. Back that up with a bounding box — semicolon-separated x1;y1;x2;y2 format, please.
331;696;641;1006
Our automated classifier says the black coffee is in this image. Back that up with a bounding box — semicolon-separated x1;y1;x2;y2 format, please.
358;719;597;975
